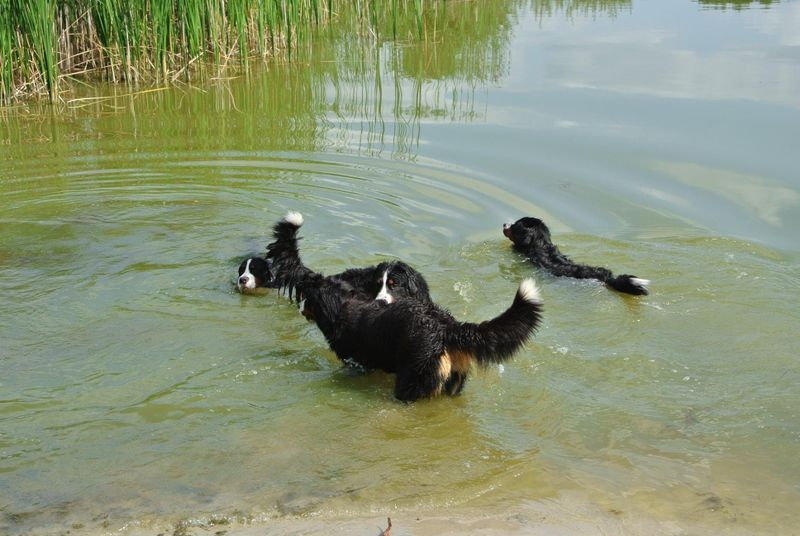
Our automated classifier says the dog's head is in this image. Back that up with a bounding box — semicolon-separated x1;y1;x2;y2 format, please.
236;257;274;293
372;260;431;304
503;217;551;250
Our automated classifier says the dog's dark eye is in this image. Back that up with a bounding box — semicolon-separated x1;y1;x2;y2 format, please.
387;278;395;287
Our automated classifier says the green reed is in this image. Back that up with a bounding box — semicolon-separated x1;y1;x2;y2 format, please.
0;0;432;104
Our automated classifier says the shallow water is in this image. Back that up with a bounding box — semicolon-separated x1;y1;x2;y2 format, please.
1;0;799;534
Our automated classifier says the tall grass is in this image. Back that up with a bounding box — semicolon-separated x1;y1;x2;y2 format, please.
0;0;431;104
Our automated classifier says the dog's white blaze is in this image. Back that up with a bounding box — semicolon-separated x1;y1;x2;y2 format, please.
238;258;256;290
375;270;394;303
630;277;650;289
284;211;304;227
518;278;541;304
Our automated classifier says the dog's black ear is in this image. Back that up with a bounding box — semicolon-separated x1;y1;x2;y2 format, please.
533;219;552;241
408;273;423;295
394;263;431;302
408;278;418;294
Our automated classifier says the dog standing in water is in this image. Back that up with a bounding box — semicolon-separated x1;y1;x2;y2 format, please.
301;271;543;401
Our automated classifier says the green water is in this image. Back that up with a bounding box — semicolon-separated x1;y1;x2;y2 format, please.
2;1;799;534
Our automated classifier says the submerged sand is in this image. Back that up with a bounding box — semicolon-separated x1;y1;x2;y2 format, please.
37;492;764;536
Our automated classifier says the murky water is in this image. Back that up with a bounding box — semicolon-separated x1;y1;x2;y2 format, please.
2;1;799;534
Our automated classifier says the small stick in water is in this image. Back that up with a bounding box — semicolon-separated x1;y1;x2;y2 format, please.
379;517;392;535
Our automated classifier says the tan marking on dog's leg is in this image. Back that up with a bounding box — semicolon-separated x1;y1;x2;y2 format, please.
448;350;475;373
438;352;453;379
432;352;453;396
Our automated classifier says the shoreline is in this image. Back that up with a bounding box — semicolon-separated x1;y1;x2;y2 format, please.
8;493;764;536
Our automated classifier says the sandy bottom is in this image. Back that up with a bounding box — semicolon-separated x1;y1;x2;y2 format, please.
41;493;761;536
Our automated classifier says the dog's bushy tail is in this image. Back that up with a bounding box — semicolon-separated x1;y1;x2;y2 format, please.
529;240;649;296
266;211;321;301
605;274;650;296
445;279;543;365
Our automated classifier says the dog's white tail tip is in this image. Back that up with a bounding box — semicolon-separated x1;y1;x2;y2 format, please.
518;278;542;304
284;211;304;227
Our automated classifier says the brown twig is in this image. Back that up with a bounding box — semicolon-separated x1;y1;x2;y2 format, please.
379;517;392;536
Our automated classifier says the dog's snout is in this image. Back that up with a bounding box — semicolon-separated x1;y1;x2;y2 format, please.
238;276;249;285
502;223;512;238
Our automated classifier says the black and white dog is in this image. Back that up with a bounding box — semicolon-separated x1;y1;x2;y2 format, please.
503;216;649;295
264;211;432;305
301;268;543;401
266;212;543;401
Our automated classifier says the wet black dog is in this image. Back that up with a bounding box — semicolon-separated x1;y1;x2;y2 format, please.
503;217;649;295
302;269;543;401
264;211;432;305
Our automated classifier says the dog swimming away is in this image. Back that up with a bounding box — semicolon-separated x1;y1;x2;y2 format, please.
503;216;650;296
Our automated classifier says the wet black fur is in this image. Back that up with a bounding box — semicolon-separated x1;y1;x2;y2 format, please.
265;217;432;305
302;274;543;401
504;217;649;296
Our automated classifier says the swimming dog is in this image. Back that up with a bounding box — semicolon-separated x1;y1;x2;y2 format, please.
236;256;276;293
503;217;649;295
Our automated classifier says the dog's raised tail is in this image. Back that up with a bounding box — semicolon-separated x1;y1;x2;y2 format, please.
266;211;315;301
273;210;304;241
445;278;543;365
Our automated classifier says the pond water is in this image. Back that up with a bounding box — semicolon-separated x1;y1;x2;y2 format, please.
1;0;799;534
